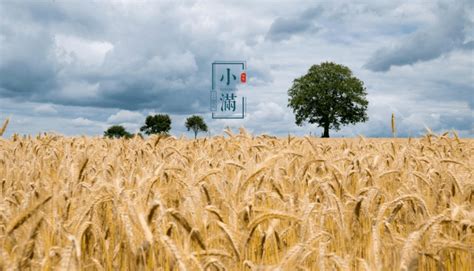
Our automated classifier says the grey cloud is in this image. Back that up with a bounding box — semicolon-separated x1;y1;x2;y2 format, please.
1;0;106;39
429;81;474;110
0;0;272;114
365;1;473;72
0;24;58;97
265;7;322;42
462;41;474;50
439;114;473;132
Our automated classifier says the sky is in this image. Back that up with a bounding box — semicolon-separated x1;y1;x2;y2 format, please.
0;0;473;138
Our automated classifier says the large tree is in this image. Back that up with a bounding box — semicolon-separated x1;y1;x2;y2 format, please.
288;62;368;137
185;115;208;139
104;125;132;139
140;114;172;135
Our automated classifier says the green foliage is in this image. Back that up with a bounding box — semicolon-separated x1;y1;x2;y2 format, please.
288;62;368;137
185;115;208;139
140;114;172;135
104;125;132;139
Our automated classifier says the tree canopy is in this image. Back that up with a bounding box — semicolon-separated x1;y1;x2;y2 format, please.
185;115;208;139
104;125;132;139
288;62;368;137
140;114;172;135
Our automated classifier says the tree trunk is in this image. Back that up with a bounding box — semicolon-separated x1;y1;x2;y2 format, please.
194;130;198;139
322;124;330;138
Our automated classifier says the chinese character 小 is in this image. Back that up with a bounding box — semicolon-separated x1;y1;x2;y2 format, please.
220;68;237;86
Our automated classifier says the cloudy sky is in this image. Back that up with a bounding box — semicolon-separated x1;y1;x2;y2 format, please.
0;0;473;138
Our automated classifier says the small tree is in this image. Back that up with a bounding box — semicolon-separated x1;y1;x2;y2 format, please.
140;114;172;135
104;125;132;139
288;62;368;137
185;115;208;139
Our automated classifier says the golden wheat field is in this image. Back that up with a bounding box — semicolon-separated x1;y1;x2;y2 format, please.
0;128;473;270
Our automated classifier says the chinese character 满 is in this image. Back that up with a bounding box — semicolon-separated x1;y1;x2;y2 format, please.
220;93;237;112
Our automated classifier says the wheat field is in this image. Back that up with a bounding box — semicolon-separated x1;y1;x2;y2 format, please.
0;128;473;270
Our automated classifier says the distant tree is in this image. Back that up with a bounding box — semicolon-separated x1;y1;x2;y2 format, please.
288;62;368;138
104;125;132;139
140;114;172;135
185;115;208;139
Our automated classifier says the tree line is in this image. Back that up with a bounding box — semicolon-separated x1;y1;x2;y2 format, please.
104;114;207;139
106;61;369;139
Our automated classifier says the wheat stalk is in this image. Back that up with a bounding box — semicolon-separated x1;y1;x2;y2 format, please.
0;118;9;137
391;113;396;138
6;195;52;234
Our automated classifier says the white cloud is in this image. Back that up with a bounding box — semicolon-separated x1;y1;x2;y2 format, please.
34;104;58;115
71;117;97;127
54;34;113;67
107;110;144;124
250;102;287;122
